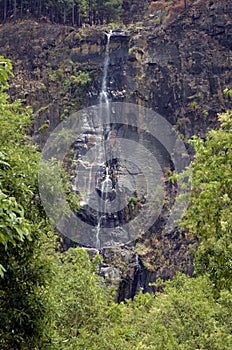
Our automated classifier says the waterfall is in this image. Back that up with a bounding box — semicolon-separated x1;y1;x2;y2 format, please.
95;30;113;249
72;30;113;250
100;30;112;105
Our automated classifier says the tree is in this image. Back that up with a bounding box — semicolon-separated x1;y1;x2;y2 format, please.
0;56;30;276
0;187;30;276
184;0;187;10
60;273;232;349
0;59;56;349
0;0;123;25
0;56;13;89
95;0;122;24
52;248;114;349
179;111;232;292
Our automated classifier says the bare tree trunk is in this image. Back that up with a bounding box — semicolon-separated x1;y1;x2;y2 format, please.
13;0;17;23
63;8;66;24
39;0;42;19
72;4;75;25
77;11;81;27
20;0;23;17
3;0;7;22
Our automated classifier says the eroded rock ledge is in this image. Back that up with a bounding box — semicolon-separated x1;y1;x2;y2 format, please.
0;0;231;299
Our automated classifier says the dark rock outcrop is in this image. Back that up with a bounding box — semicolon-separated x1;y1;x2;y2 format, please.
0;0;231;299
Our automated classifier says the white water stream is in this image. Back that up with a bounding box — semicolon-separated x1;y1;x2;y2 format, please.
95;30;113;249
72;30;113;249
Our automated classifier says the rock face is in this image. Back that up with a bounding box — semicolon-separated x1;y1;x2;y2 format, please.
0;0;231;299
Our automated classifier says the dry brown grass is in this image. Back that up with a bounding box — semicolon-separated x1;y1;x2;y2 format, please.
146;1;169;15
170;0;185;11
164;0;186;24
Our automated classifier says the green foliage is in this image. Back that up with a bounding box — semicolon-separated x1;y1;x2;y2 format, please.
129;196;139;204
70;70;92;86
0;0;123;26
99;0;123;23
179;111;232;291
46;61;93;120
0;56;13;89
0;188;31;275
53;248;114;349
48;69;64;82
56;273;232;349
190;100;198;110
39;158;80;224
0;232;57;349
202;109;208;118
0;90;40;219
223;88;232;99
38;120;50;132
0;60;56;349
0;57;232;350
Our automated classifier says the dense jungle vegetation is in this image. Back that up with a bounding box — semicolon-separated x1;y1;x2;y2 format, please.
0;53;231;349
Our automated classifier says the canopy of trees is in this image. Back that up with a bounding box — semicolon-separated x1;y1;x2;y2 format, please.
0;57;56;348
180;110;232;293
0;0;123;25
0;58;231;349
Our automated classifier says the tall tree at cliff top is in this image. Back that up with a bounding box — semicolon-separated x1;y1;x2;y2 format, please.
0;0;123;24
0;57;56;349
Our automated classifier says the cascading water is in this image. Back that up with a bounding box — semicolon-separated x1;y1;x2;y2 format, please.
95;30;113;249
73;30;128;249
100;30;112;106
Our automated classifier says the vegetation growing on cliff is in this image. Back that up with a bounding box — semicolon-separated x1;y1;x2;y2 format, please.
181;110;232;293
0;0;198;27
0;58;56;348
0;59;231;348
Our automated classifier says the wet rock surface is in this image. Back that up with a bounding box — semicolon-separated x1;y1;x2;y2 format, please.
0;0;231;299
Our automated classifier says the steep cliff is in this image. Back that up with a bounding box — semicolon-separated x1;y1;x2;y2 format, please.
0;0;231;299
